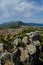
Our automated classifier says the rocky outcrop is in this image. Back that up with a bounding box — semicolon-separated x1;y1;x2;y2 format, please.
0;31;41;65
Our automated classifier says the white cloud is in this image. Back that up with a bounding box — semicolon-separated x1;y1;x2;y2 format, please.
23;11;33;17
0;0;43;19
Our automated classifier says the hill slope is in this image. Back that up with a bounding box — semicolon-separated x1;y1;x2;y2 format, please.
0;21;24;28
0;21;43;28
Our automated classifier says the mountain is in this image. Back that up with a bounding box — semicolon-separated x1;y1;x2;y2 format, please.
0;21;43;28
25;23;43;27
0;21;24;28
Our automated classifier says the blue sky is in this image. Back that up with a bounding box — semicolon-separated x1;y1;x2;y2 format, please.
0;0;43;24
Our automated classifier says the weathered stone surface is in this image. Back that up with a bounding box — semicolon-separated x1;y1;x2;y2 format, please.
19;47;29;62
26;44;36;55
22;36;28;44
33;41;40;46
12;38;21;45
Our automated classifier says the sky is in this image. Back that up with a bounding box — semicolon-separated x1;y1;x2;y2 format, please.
0;0;43;24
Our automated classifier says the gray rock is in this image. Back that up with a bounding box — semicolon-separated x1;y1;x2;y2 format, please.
26;44;36;55
22;36;28;45
12;38;21;45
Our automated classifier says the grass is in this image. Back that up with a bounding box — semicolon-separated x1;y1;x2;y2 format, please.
39;30;43;61
39;52;43;61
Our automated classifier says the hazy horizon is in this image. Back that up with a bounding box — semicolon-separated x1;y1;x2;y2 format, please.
0;0;43;24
